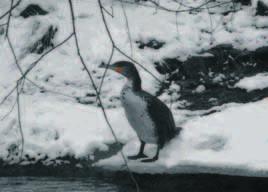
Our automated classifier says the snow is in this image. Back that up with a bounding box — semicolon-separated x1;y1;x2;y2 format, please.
193;85;206;93
96;99;268;177
0;94;135;162
235;73;268;92
0;0;268;177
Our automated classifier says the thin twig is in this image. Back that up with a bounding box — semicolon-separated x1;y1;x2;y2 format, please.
2;30;72;161
16;81;24;160
0;86;17;106
98;46;115;94
115;46;161;82
19;33;74;81
0;99;17;121
0;34;73;108
119;0;233;13
0;0;22;21
7;36;24;74
120;0;133;57
2;1;75;153
5;0;25;158
102;6;114;17
5;0;14;38
98;1;161;83
27;78;78;100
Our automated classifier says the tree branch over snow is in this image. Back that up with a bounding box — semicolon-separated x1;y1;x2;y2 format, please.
119;0;234;13
1;0;76;135
0;0;22;21
0;31;73;159
97;0;162;96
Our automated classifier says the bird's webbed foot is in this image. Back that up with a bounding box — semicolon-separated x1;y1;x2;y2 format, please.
128;153;148;160
140;155;158;163
128;140;147;160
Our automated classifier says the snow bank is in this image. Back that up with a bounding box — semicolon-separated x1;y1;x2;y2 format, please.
235;73;268;92
96;99;268;177
0;94;135;163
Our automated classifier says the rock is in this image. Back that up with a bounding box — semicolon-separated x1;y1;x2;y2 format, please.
136;39;165;50
28;26;57;54
156;45;268;110
256;0;268;16
20;4;48;18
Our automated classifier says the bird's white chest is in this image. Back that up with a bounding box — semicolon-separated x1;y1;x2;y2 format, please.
120;84;157;143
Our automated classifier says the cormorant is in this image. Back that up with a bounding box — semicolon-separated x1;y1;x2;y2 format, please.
100;61;181;162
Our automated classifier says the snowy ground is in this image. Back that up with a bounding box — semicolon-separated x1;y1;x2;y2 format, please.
96;99;268;177
1;0;268;177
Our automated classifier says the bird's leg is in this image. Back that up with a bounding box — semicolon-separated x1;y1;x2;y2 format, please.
128;140;148;160
141;145;160;163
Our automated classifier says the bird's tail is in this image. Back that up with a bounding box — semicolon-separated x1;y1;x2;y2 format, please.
160;127;183;149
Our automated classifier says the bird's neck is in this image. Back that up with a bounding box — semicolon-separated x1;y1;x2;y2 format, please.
126;75;142;91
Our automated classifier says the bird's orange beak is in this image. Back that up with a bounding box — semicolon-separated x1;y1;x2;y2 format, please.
114;67;123;74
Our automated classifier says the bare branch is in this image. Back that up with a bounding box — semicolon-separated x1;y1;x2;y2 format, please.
5;0;14;38
120;1;133;57
99;0;161;83
27;79;77;100
98;46;115;94
119;0;234;13
16;81;24;160
102;6;114;17
0;99;17;121
0;0;22;21
0;34;73;108
0;86;17;106
7;34;24;74
19;33;74;81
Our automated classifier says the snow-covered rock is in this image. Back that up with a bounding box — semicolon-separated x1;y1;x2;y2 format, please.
235;73;268;92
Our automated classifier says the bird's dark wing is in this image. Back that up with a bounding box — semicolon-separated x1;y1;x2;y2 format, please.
140;91;176;148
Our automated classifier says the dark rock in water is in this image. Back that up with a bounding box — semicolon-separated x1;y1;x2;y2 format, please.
29;26;57;54
20;4;48;18
256;0;268;16
156;45;268;110
136;39;165;50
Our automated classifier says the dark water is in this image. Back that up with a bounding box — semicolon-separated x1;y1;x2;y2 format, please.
1;174;268;192
0;177;118;192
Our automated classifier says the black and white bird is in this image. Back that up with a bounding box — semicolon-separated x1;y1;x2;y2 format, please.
100;61;181;162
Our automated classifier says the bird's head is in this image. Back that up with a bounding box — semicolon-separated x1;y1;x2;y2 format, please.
99;61;139;79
